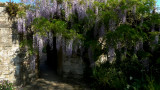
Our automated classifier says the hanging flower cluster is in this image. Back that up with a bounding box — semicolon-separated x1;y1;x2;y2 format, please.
18;0;160;59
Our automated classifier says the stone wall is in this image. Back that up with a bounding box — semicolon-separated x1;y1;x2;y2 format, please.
62;56;84;79
0;6;37;86
0;7;20;83
57;46;85;79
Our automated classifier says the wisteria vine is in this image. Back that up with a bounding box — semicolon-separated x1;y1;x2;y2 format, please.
17;0;160;65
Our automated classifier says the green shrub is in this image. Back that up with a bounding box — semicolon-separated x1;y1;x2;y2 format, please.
0;80;15;90
144;76;160;90
92;66;127;89
5;2;19;19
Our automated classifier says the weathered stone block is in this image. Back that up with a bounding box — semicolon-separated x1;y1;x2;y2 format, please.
62;56;84;79
0;16;9;22
0;7;5;11
0;11;22;83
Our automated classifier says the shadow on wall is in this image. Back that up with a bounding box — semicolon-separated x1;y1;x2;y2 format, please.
10;21;37;86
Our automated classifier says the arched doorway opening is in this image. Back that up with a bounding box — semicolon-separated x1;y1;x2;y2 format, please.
38;36;63;79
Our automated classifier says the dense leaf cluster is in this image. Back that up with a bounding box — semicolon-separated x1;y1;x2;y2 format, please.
5;2;19;19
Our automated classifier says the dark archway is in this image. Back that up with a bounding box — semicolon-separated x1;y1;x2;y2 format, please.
46;36;57;72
